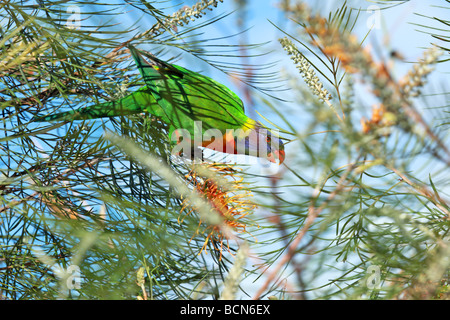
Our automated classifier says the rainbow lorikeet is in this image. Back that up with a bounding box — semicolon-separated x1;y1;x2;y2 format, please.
34;46;285;164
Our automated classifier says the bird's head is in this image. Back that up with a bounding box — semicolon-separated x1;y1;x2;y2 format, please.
234;123;285;164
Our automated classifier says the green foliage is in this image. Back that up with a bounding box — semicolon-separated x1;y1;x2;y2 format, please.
1;0;449;300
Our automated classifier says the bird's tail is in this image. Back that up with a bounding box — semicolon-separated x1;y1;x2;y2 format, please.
32;90;151;122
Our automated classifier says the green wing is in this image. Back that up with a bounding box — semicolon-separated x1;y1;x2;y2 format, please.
35;47;250;135
128;46;250;137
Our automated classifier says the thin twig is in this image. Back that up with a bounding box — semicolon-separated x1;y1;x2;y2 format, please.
389;165;450;219
253;161;358;299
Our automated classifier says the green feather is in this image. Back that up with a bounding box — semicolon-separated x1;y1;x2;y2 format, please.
33;86;158;122
35;47;250;133
128;46;251;136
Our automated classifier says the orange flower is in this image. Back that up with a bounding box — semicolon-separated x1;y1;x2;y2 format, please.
361;104;394;134
361;117;371;134
179;164;257;259
371;104;385;124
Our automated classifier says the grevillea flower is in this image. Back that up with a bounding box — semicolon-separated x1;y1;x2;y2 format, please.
179;163;257;259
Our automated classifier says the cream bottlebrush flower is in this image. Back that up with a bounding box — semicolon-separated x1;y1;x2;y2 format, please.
400;46;443;98
135;0;224;39
279;37;332;102
219;242;249;300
